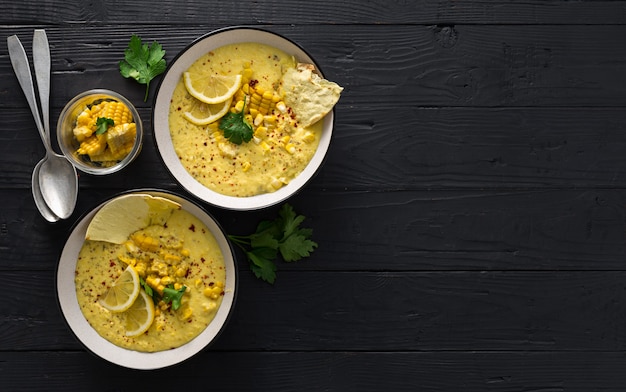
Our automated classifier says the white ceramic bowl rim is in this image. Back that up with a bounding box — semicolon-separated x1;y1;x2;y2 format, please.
57;89;143;175
152;26;335;210
56;189;238;370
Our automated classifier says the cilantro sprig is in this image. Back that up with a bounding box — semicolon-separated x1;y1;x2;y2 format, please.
219;98;253;144
162;285;187;311
95;117;114;135
119;34;166;102
140;278;187;311
228;204;318;284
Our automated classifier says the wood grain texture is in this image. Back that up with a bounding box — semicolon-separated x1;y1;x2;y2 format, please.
3;107;626;190
2;24;626;108
2;270;626;352
1;351;626;391
3;0;626;25
3;0;626;390
2;188;626;272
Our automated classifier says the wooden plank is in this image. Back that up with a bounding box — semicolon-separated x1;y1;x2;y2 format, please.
2;0;626;25
2;25;626;108
3;106;626;190
3;269;626;352
2;188;626;271
1;351;626;391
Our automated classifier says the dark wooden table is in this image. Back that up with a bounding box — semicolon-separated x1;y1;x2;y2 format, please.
3;1;626;390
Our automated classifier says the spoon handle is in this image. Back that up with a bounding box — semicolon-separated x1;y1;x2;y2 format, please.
33;30;51;143
7;35;47;147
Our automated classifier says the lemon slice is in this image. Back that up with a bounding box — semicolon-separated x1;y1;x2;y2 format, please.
183;72;242;104
99;266;141;313
183;97;232;126
125;289;155;337
86;194;181;244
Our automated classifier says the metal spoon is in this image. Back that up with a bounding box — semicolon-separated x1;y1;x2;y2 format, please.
7;32;78;221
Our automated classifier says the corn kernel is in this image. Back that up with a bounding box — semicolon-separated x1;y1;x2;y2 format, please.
276;101;287;113
161;276;174;286
164;253;181;263
174;282;183;290
285;143;296;154
175;267;188;277
270;178;283;190
234;100;245;112
264;115;277;127
181;248;190;257
280;135;291;145
249;108;259;118
254;113;264;126
260;141;271;153
179;307;193;320
134;262;146;277
203;302;217;312
302;131;316;143
254;126;267;139
242;83;250;94
242;161;251;172
242;69;253;82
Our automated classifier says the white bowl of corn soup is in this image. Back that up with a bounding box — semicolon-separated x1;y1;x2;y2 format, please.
56;190;237;369
57;89;143;175
153;27;341;210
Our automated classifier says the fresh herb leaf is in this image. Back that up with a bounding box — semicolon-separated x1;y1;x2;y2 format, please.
119;34;167;102
279;234;317;262
162;285;187;310
95;117;114;135
247;248;279;284
140;277;163;307
219;98;253;144
228;203;318;284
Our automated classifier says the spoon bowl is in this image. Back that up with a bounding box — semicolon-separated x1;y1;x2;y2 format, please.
37;149;78;219
31;161;60;222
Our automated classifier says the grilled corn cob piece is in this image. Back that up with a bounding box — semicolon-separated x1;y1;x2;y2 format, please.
106;123;137;160
76;134;107;157
94;101;133;127
72;99;136;162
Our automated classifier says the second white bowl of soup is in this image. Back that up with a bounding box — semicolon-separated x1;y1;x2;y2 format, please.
57;190;237;369
153;27;342;210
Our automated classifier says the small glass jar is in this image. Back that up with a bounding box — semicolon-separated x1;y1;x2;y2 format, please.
57;89;143;175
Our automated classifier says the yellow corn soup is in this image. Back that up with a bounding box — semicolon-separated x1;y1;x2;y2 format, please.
168;42;323;197
75;208;226;352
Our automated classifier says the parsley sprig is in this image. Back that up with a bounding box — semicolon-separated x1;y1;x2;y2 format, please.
119;34;167;102
219;98;253;144
228;204;318;284
162;285;187;311
95;117;114;135
140;278;187;311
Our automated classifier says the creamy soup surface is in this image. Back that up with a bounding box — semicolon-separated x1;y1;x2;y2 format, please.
168;42;323;197
75;209;226;352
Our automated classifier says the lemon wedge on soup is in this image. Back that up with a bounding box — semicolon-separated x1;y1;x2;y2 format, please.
86;194;181;244
125;289;155;337
183;72;242;104
99;265;141;313
183;97;233;126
